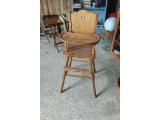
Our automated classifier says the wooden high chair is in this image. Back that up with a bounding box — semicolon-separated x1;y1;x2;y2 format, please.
59;10;100;98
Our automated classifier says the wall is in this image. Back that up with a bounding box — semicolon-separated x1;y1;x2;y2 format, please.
40;0;72;16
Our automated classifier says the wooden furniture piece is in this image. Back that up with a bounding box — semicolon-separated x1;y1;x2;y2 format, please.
71;0;108;34
110;8;120;64
43;15;68;52
101;27;114;43
43;15;62;33
40;17;51;43
100;26;114;51
59;10;100;98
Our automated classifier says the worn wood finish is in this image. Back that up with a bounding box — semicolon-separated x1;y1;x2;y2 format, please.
60;32;100;45
63;45;96;59
89;59;96;98
40;0;71;15
60;10;100;98
68;10;98;34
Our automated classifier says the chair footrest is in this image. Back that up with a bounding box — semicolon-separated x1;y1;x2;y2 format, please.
64;67;92;74
67;74;92;79
72;59;89;62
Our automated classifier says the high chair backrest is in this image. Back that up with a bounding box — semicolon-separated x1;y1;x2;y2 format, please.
68;10;98;34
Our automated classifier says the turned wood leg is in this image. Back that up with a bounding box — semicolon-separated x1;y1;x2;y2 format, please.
60;57;69;93
53;37;56;47
93;59;96;73
52;27;59;52
91;74;96;98
68;57;72;67
52;34;59;52
60;71;67;93
89;59;96;98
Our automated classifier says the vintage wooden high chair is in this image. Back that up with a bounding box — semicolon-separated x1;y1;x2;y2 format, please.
59;10;100;98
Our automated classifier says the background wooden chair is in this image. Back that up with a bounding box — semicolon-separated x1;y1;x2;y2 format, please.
60;10;100;98
40;16;62;52
40;17;51;43
43;15;62;33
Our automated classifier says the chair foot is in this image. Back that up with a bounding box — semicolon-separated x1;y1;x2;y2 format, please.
54;43;60;52
92;78;96;98
60;57;69;92
52;35;60;52
60;70;67;93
